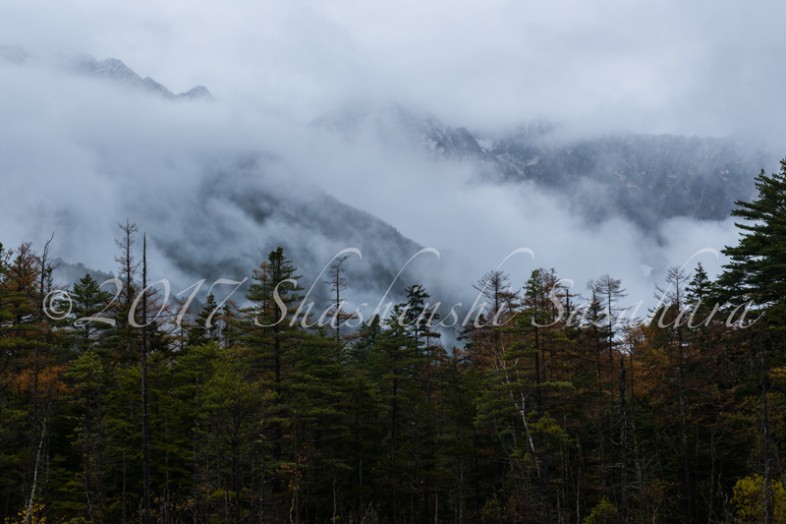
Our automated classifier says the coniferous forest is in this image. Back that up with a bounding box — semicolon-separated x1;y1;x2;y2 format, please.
3;162;786;524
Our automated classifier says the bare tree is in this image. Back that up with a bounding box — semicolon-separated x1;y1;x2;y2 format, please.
115;220;139;307
324;255;352;347
141;233;151;524
474;270;519;324
654;266;692;519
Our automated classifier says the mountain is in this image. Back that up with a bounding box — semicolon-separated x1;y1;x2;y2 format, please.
0;49;423;303
487;126;764;229
129;154;424;305
71;55;212;100
52;259;114;288
46;153;425;309
315;103;767;231
312;101;489;159
0;46;213;101
1;47;767;308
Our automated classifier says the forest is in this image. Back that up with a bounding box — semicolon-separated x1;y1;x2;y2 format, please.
2;161;786;524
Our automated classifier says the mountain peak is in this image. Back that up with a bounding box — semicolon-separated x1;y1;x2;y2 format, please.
312;101;485;159
178;85;212;100
69;53;211;100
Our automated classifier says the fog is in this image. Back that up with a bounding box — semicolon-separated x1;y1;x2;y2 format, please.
1;1;782;328
295;122;739;312
4;0;786;138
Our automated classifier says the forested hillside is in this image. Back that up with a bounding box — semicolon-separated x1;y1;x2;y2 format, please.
2;161;786;523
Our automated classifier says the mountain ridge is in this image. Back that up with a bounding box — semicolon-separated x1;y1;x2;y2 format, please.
0;46;212;101
71;55;212;101
314;102;767;230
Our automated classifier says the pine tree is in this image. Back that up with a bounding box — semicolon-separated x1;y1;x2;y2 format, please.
187;293;221;347
244;247;304;499
69;274;113;350
686;262;712;307
717;159;786;524
720;160;786;310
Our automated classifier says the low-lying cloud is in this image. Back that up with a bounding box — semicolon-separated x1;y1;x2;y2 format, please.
0;33;767;330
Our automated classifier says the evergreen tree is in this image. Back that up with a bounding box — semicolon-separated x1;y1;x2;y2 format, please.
717;159;786;524
719;160;786;310
244;246;304;503
69;273;113;350
187;293;221;347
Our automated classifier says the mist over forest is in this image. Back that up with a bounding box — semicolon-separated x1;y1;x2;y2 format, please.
0;46;772;316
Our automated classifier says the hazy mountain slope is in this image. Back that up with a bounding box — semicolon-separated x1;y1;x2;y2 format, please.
315;103;766;231
0;47;211;100
0;48;765;310
70;55;212;100
0;50;421;302
149;155;424;299
312;102;490;159
489;128;763;229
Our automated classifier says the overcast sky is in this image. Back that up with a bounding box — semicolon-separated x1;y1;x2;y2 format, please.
3;0;786;141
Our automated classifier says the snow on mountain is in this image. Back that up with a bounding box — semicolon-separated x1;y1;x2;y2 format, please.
0;47;769;312
314;103;767;231
71;55;212;101
0;46;211;101
486;128;765;229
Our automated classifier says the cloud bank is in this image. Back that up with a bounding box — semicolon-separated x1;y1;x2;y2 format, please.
1;0;779;325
